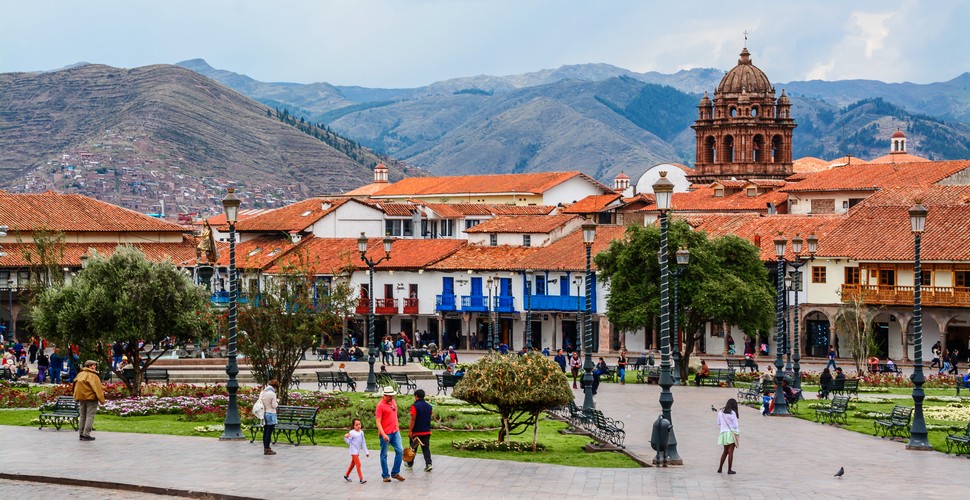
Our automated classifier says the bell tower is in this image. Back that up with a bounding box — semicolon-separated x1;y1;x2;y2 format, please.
689;47;796;184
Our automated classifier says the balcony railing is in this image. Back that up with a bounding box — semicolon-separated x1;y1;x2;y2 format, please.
375;298;398;315
493;295;516;313
436;294;457;312
841;284;970;307
210;291;250;305
461;295;488;312
527;294;591;312
403;297;419;315
356;297;370;315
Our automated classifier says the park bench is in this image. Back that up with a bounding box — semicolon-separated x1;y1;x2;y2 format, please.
599;365;618;383
697;368;735;387
314;348;330;361
122;368;170;385
315;371;357;391
760;379;803;412
585;408;625;448
636;367;660;384
956;375;967;396
436;373;463;395
874;405;913;438
408;349;429;363
945;421;970;455
814;395;850;425
632;356;649;371
737;380;762;402
726;358;759;373
830;378;859;397
38;396;80;431
376;373;417;394
249;405;319;446
868;363;902;374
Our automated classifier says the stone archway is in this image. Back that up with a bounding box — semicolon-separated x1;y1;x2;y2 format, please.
803;310;831;357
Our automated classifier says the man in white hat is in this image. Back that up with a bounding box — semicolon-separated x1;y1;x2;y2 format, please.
375;386;405;482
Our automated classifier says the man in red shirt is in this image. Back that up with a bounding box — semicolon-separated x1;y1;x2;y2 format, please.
375;386;405;482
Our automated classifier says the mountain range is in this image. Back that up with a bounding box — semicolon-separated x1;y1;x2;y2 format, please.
1;58;969;218
178;59;970;183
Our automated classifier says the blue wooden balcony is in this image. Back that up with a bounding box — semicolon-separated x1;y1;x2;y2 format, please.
436;294;457;312
210;291;250;305
460;295;488;312
526;294;592;312
493;295;516;313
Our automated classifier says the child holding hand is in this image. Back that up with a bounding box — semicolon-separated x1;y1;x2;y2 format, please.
343;418;369;484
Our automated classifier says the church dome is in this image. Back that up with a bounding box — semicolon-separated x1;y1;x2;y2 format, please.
892;129;906;139
716;48;773;95
698;91;711;107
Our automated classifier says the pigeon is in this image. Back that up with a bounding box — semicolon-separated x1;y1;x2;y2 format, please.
711;405;718;412
834;467;844;479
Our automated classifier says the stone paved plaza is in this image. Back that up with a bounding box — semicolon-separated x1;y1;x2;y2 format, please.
2;373;967;499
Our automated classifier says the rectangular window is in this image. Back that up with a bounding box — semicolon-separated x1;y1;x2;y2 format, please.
489;234;497;246
812;266;827;283
522;235;531;247
879;269;896;286
441;220;454;237
844;267;860;285
384;283;394;299
955;271;969;288
536;276;546;295
464;219;480;230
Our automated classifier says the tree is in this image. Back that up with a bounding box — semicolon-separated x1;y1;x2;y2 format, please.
594;222;774;379
236;255;344;403
835;292;879;375
453;352;571;450
18;226;67;290
31;246;216;395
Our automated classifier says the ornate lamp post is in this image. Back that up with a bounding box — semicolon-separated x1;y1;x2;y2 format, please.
907;203;931;450
358;232;393;392
787;234;816;389
525;269;534;350
581;222;596;410
653;172;681;462
486;276;495;351
219;189;244;440
771;234;790;416
673;248;689;384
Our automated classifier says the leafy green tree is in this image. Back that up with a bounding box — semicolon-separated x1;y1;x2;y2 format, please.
31;246;215;395
594;222;774;379
237;255;344;403
453;352;571;450
835;293;879;375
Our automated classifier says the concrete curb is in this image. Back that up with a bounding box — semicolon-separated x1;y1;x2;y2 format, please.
0;473;258;500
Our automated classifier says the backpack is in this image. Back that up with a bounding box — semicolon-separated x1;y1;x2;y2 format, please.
252;395;265;421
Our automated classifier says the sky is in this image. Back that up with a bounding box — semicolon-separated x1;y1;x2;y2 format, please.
2;0;968;88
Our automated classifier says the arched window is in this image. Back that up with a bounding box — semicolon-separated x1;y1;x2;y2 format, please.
751;106;759;117
771;135;784;163
704;136;717;163
753;135;765;162
723;135;735;163
730;107;738;117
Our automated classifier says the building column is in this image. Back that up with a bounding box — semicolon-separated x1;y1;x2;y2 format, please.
597;315;611;355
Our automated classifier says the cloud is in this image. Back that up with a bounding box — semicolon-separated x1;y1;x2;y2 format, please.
851;10;894;58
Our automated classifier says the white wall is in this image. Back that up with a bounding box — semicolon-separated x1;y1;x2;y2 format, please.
543;177;609;206
314;202;385;238
630;163;692;197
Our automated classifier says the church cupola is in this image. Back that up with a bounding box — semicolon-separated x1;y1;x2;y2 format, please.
613;172;631;192
689;46;796;184
374;163;389;183
891;129;907;154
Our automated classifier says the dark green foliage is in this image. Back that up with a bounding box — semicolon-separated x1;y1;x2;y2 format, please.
594;223;774;379
596;84;697;141
31;247;215;395
453;352;571;449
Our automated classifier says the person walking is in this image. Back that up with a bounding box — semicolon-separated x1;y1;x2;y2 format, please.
716;398;740;474
343;418;369;483
569;352;582;389
72;360;106;441
617;350;628;385
35;351;50;383
260;379;280;455
49;349;63;384
375;386;405;482
825;345;837;371
405;389;433;472
553;349;567;372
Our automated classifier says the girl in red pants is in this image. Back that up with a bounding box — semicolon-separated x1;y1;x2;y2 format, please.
343;418;369;483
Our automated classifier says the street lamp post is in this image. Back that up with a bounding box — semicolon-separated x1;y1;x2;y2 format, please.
582;222;596;411
673;248;689;384
653;172;682;463
787;234;816;390
525;269;534;351
358;232;393;392
487;276;495;351
907;203;932;450
771;234;790;416
220;189;244;440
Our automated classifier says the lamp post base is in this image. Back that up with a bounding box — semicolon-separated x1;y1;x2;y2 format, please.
905;443;933;451
365;354;378;393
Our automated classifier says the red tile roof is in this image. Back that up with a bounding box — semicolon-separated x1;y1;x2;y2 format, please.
367;171;612;197
344;183;390;196
640;186;789;213
518;225;627;271
487;205;557;215
210;235;300;270
562;194;622;214
427;244;542;272
686;213;844;261
781;160;970;193
822;204;970;261
869;152;930;164
265;237;466;274
0;191;186;233
792;156;833;173
232;198;351;232
0;241;200;267
200;209;274;227
420;203;556;218
464;214;581;234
